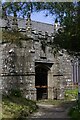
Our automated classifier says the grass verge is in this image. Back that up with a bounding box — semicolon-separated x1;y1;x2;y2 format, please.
2;95;37;119
37;99;65;106
64;86;78;100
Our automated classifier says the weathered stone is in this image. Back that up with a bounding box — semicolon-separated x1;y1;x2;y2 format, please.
0;17;75;100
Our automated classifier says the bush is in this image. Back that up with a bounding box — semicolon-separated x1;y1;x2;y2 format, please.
68;100;80;120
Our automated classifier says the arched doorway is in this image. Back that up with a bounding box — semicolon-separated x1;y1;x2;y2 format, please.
35;64;48;100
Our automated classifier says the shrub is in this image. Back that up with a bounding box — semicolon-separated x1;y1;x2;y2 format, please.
68;100;80;120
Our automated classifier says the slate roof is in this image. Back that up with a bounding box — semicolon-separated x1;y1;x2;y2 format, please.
0;17;54;35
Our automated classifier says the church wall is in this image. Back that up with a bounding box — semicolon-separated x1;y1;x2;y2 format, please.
1;37;73;100
1;39;36;100
1;16;73;100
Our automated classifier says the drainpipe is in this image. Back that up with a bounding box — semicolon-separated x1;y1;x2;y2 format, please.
78;58;80;101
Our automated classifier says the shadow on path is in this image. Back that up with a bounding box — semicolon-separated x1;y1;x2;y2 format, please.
28;100;76;119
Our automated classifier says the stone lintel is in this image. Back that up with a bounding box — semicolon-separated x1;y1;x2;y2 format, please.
35;60;54;64
1;72;35;76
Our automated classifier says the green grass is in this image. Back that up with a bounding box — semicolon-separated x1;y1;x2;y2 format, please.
0;102;2;120
2;95;37;119
2;87;78;119
64;87;78;100
37;99;67;106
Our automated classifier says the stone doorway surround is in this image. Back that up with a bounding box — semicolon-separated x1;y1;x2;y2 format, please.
35;62;53;100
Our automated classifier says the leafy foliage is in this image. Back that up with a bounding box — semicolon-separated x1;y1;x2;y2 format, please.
2;2;41;18
68;100;80;120
35;2;80;55
53;2;80;55
1;2;80;55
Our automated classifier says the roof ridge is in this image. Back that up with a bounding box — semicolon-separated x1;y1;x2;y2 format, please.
32;20;53;26
7;15;53;26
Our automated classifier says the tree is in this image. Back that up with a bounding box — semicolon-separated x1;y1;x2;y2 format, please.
53;2;80;56
32;2;80;55
2;2;80;55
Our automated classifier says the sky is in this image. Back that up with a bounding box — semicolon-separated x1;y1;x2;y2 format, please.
1;0;55;25
31;11;55;25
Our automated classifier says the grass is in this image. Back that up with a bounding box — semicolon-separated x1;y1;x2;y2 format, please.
0;102;2;120
2;95;37;119
37;99;65;106
64;85;80;120
1;86;78;119
64;86;78;100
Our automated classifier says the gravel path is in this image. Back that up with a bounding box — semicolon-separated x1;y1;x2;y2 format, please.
28;102;71;119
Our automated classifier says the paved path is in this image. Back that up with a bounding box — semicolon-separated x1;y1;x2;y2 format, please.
28;102;72;119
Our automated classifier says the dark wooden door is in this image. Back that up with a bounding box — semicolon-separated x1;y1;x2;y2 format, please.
35;66;48;100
